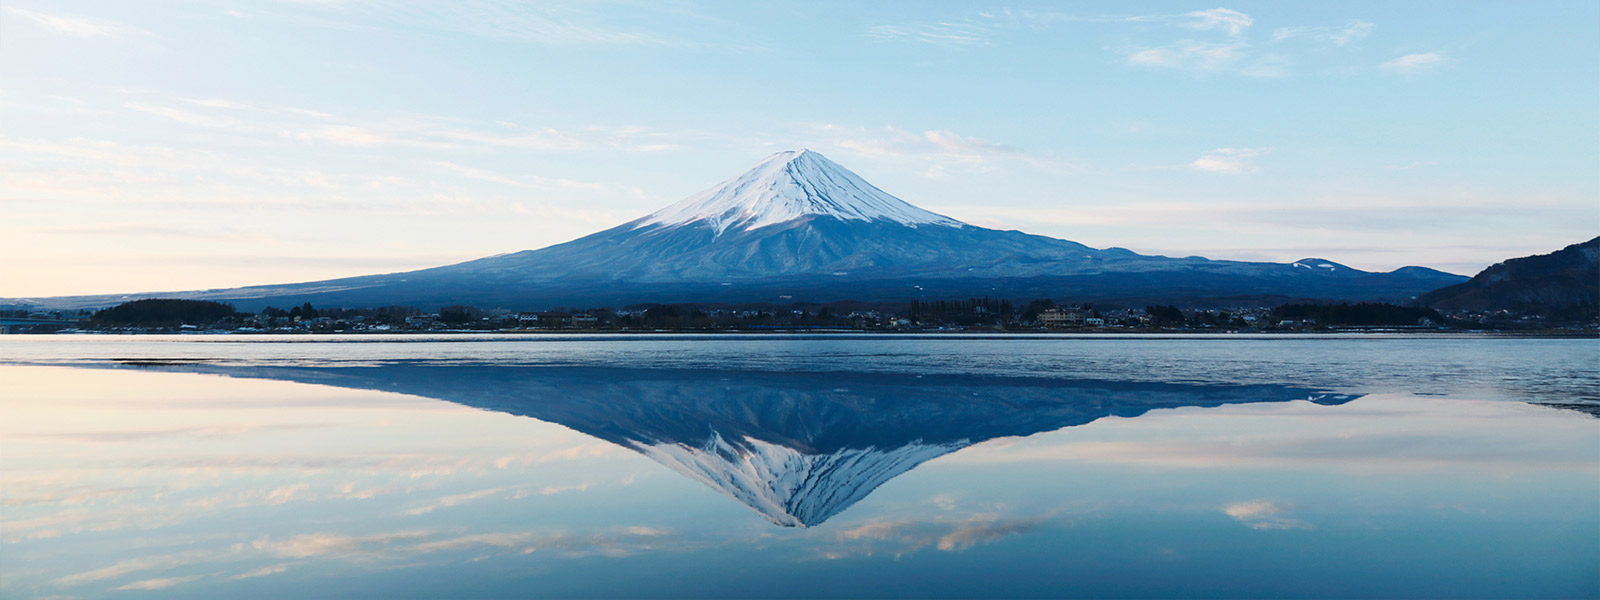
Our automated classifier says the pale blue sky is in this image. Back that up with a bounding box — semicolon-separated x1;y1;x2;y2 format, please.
3;1;1596;296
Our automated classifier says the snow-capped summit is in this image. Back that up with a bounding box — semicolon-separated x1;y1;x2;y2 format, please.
633;150;965;234
634;433;964;527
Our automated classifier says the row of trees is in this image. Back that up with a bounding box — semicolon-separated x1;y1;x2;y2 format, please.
1271;302;1443;326
90;299;238;327
87;300;428;329
908;298;1015;326
79;297;1455;331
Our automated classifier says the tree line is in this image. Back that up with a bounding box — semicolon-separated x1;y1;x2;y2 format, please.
78;297;1459;331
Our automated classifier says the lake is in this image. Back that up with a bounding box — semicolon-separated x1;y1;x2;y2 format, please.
2;334;1596;598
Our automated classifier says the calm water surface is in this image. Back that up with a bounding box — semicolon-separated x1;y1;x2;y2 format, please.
1;334;1596;599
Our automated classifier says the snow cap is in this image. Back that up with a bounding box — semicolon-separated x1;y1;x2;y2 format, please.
634;150;965;234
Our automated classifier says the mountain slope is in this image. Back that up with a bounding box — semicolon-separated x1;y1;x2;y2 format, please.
9;150;1467;310
1419;237;1599;313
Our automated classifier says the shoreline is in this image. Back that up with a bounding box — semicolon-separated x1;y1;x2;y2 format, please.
7;328;1596;339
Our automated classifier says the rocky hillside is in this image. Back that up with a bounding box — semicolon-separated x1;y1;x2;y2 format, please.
1419;237;1598;316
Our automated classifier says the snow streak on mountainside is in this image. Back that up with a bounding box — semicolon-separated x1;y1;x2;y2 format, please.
634;150;964;234
635;432;962;527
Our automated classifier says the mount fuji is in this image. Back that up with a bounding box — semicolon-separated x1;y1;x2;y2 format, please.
17;150;1465;309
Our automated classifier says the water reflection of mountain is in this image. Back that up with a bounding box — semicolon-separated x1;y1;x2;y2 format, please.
112;362;1357;527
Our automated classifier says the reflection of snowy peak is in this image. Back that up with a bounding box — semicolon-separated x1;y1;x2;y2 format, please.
634;150;963;235
635;432;963;527
77;363;1359;527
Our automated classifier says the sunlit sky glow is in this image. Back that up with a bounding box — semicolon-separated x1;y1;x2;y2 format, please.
3;1;1596;297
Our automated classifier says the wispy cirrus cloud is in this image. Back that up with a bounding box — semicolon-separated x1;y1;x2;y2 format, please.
1272;20;1374;46
407;527;672;556
252;530;432;559
1;6;142;38
177;97;266;111
1183;8;1254;37
53;526;676;592
227;564;292;581
808;124;1064;179
261;0;753;49
814;124;1020;163
7;93;663;202
1381;51;1451;73
866;20;992;47
871;7;1384;79
382;3;660;45
54;551;215;586
112;575;202;591
867;8;1202;48
1124;9;1292;77
401;486;511;516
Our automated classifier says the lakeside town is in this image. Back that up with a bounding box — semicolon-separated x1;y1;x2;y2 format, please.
1;297;1592;335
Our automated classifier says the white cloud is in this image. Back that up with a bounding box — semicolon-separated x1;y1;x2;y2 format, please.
1185;8;1254;36
1190;147;1270;173
264;483;310;504
1381;52;1450;73
1128;41;1249;71
1222;500;1312;530
828;515;1052;558
2;7;138;37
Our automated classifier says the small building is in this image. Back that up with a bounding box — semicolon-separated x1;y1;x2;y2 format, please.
1038;307;1089;328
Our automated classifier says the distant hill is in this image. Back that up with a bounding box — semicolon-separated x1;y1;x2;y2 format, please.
1418;237;1599;316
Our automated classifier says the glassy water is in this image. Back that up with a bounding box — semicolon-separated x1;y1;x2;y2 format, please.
2;334;1596;598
